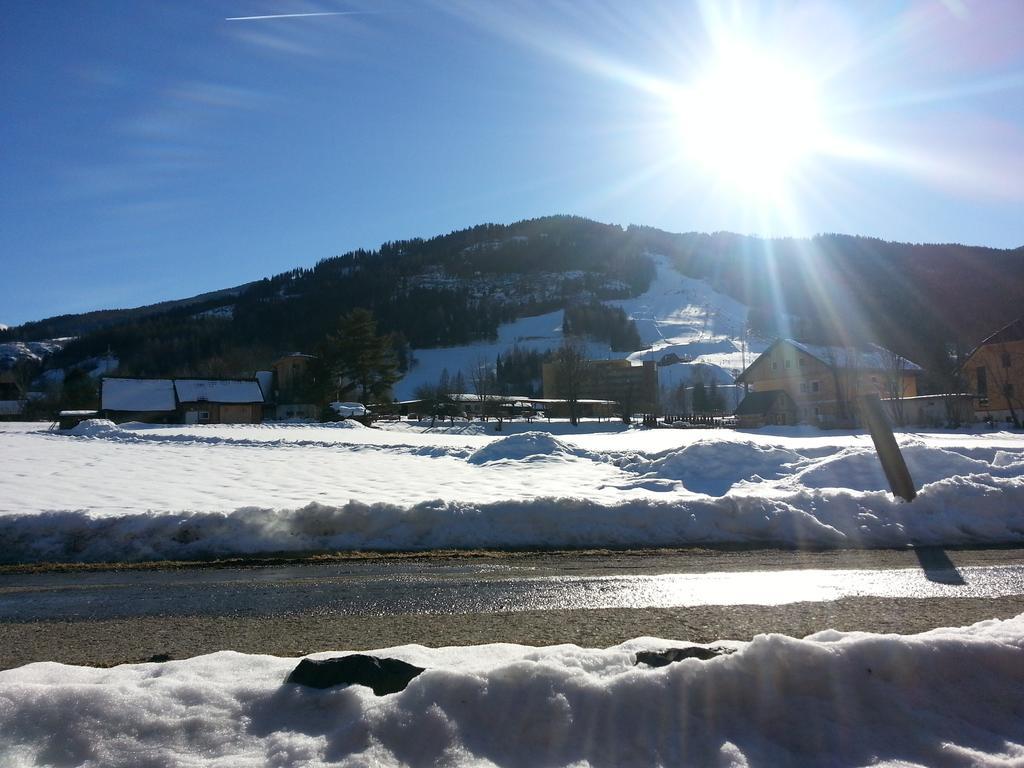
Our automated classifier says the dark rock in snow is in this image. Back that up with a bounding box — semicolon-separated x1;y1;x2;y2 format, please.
286;654;425;695
635;646;735;667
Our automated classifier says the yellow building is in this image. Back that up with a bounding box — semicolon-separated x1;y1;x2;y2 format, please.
963;316;1024;426
735;339;920;427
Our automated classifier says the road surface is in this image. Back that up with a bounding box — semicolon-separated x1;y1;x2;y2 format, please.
1;547;1022;669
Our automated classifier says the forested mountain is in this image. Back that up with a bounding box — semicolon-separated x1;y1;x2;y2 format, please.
636;228;1024;376
3;215;1022;389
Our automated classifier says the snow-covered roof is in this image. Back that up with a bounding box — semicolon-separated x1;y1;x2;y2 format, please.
102;378;176;412
174;379;265;404
784;340;923;372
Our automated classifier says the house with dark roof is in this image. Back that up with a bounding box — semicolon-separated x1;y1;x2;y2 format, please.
963;316;1024;426
735;339;921;427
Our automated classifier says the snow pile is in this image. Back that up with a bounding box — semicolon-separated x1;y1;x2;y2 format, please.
790;441;1024;492
324;417;367;428
627;440;804;496
467;432;597;465
66;418;119;437
2;616;1022;767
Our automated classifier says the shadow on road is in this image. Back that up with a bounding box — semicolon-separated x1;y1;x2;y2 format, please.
914;547;966;585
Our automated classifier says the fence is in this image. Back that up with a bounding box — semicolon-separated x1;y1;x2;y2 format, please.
639;413;738;428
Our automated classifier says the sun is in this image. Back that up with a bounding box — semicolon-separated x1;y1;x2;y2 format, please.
674;47;828;197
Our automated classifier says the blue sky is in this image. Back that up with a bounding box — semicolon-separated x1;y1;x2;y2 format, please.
2;0;1023;326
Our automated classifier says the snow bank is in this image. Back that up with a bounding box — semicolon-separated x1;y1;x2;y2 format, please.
4;467;1024;563
2;616;1023;767
4;423;1024;562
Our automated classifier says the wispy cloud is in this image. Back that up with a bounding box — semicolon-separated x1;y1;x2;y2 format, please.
225;11;362;22
225;2;379;58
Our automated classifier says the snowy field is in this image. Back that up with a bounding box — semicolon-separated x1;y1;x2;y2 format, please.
2;615;1023;766
2;419;1024;563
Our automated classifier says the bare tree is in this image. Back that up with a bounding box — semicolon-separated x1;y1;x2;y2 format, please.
944;339;971;428
468;356;497;421
553;340;590;426
11;358;38;398
824;345;860;425
414;367;455;427
879;348;909;427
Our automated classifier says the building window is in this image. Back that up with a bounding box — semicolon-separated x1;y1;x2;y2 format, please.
811;380;820;393
800;382;808;393
976;366;988;397
799;358;805;367
772;361;778;371
1006;383;1016;399
198;411;210;422
1002;352;1012;368
785;359;791;369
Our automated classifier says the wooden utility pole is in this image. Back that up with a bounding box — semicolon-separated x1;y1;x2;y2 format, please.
857;394;916;502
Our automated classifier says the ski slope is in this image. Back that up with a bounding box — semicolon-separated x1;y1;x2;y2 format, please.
395;256;766;400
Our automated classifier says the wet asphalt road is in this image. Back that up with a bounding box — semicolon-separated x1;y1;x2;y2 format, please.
1;547;1022;669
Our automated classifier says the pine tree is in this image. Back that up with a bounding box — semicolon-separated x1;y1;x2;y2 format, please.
691;381;708;413
322;308;399;403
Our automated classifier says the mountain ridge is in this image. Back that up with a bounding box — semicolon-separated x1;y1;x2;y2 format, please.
3;216;1022;392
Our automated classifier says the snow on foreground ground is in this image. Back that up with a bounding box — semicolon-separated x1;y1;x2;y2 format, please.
2;615;1023;767
2;420;1024;562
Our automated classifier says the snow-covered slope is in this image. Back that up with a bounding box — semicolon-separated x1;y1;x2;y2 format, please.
612;257;761;369
0;339;68;370
395;256;766;400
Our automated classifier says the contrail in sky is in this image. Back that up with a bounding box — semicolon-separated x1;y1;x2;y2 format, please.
225;11;362;21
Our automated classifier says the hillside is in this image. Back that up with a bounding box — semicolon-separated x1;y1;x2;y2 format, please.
3;216;1022;396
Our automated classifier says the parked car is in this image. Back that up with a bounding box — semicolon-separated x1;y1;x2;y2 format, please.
329;402;368;419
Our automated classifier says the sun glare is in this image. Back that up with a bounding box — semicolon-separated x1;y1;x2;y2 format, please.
675;48;828;197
